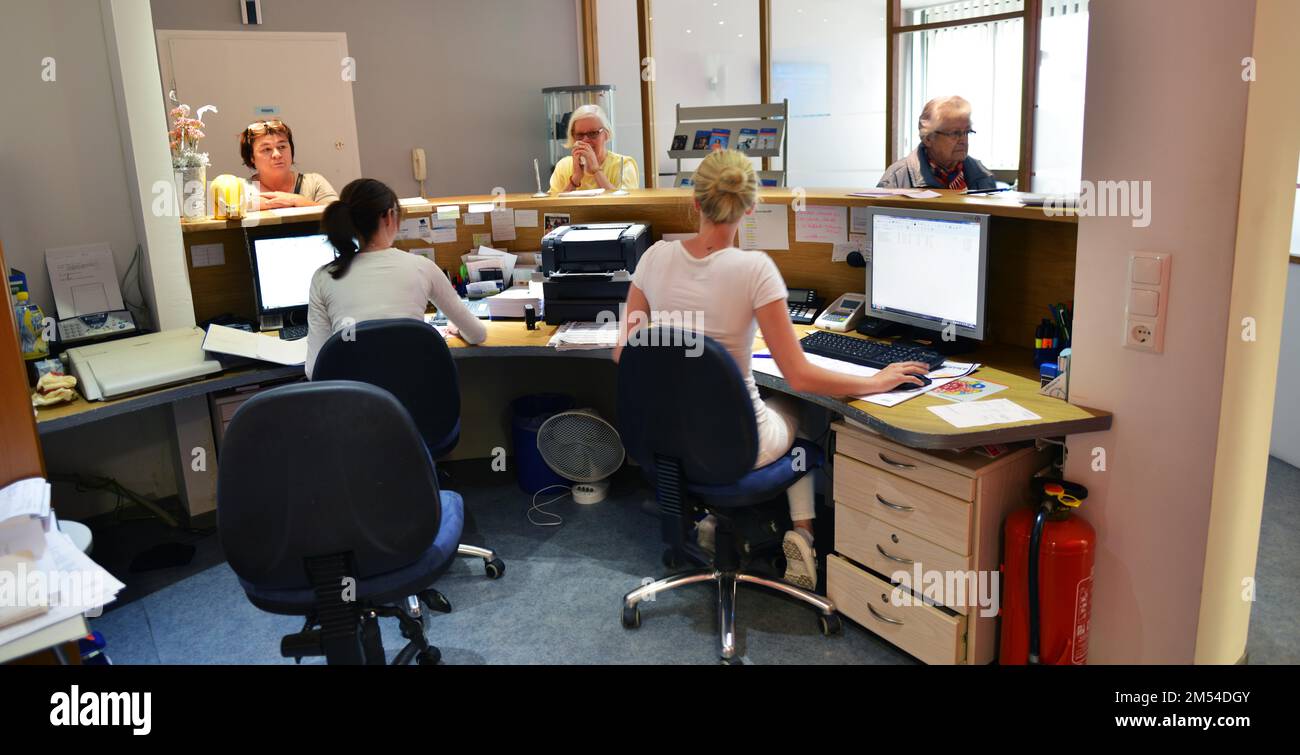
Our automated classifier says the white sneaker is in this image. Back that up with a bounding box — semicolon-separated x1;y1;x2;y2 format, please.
782;530;817;590
695;515;717;554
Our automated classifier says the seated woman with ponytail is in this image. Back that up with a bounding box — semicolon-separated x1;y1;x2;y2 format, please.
305;178;487;377
613;150;929;589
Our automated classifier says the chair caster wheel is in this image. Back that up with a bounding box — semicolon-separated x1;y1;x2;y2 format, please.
485;558;505;579
720;656;742;666
662;548;682;569
819;613;842;636
417;648;441;665
622;604;641;629
420;589;452;614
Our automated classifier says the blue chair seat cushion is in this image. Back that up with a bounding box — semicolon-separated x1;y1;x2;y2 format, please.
686;439;825;508
240;491;465;615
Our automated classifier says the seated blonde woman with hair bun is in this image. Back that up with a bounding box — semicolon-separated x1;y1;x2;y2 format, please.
614;149;929;589
548;104;639;193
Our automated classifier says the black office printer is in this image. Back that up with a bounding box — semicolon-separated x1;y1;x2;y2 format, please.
539;222;652;324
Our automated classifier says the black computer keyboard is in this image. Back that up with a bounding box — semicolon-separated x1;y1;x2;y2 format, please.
279;324;309;341
800;330;946;371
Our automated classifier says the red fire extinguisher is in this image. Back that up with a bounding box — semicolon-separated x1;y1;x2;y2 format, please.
1000;478;1095;665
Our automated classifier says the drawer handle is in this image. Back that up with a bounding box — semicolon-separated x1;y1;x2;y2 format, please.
876;544;914;565
868;604;905;626
875;494;916;513
878;453;916;470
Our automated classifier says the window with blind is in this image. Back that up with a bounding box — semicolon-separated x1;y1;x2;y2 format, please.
891;0;1090;189
895;0;1026;174
1032;0;1091;194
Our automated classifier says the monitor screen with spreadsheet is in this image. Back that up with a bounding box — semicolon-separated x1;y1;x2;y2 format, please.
866;207;989;340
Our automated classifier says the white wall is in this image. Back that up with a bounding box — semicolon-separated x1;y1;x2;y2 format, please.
1270;186;1300;466
0;0;145;320
1272;263;1300;466
1064;0;1256;663
0;0;181;515
150;0;581;198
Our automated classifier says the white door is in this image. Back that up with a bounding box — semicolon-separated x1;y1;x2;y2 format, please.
156;30;362;191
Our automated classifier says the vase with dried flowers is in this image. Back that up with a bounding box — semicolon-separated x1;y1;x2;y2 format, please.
169;96;217;220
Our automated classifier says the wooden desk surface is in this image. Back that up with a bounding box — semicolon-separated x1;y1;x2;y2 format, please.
753;326;1108;449
37;321;1110;449
178;188;1076;234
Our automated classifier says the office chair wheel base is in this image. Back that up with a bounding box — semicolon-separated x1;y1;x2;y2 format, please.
485;558;505;579
621;604;641;629
420;589;452;614
417;648;441;666
818;613;842;636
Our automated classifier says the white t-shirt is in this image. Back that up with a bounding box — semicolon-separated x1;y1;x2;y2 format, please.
305;248;487;377
630;240;788;421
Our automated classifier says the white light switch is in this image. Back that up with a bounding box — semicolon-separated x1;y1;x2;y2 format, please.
1125;253;1171;353
1132;256;1163;285
1129;289;1158;317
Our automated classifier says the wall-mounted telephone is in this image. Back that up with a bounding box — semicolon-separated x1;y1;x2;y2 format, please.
787;288;824;325
412;147;427;196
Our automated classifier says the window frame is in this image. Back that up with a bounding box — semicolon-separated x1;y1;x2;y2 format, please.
585;0;1044;191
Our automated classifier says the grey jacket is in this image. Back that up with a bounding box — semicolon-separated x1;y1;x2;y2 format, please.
877;146;998;191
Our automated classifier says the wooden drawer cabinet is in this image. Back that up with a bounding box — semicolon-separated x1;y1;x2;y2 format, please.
828;555;966;665
834;429;977;500
834;452;973;555
828;421;1052;664
834;503;974;613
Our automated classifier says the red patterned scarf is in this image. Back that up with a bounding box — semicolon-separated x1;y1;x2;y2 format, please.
929;159;967;190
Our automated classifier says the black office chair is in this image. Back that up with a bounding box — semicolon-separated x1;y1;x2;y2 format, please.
217;381;462;665
313;318;504;579
617;328;840;663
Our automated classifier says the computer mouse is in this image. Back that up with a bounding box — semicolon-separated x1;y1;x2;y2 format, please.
895;375;932;391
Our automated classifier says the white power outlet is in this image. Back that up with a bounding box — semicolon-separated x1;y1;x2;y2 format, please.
1124;253;1171;353
1126;319;1156;350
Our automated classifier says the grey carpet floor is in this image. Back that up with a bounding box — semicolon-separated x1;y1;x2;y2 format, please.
86;457;1300;665
87;463;914;665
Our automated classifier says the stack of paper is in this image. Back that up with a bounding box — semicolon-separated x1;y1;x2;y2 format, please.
0;478;125;639
548;321;619;351
202;324;307;366
485;286;542;318
0;532;125;644
463;245;517;285
928;399;1041;428
849;188;942;199
558;188;606;198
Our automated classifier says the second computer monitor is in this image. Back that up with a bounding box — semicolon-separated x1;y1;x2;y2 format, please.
866;206;989;341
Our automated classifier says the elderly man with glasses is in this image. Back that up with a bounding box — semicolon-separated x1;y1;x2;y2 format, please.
878;96;998;191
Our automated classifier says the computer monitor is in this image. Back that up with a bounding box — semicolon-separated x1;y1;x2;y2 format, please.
245;225;338;323
866;207;989;341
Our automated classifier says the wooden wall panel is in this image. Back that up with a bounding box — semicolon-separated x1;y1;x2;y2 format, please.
0;242;46;486
182;194;1077;350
